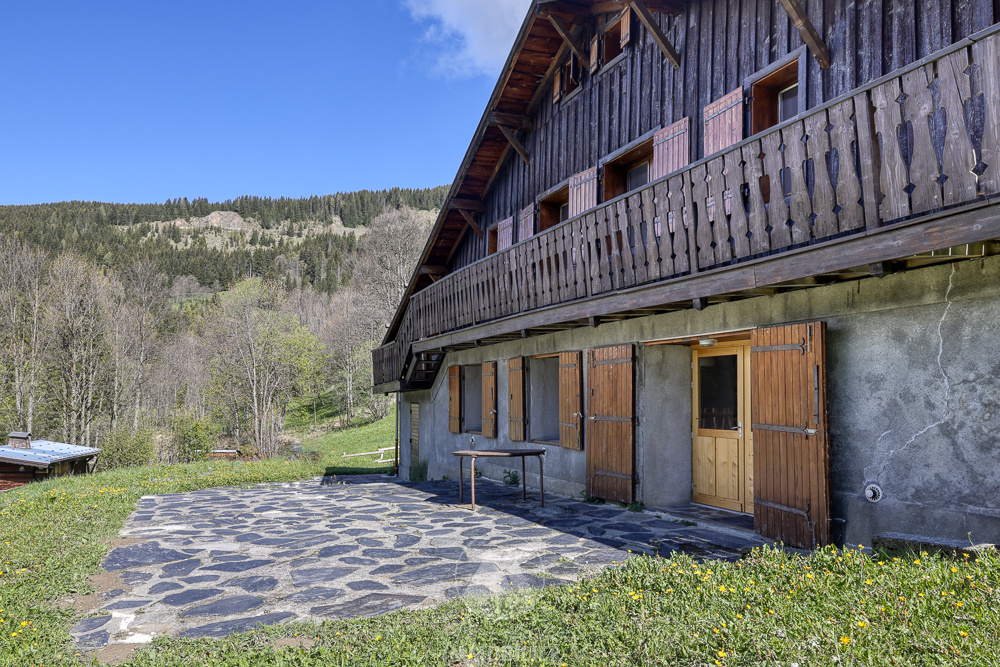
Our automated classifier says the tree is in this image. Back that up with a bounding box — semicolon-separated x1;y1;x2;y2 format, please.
208;279;323;457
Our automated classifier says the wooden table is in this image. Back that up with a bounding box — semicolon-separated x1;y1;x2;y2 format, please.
451;448;545;510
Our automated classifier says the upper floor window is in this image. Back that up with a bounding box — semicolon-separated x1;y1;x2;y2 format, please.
553;53;582;104
749;49;805;135
602;9;632;66
603;135;653;201
538;185;569;232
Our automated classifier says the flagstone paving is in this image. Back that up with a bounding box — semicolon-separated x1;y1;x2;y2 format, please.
72;476;766;649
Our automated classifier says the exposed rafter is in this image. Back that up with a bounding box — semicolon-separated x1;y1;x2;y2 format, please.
456;208;484;239
489;112;532;130
545;13;591;69
776;0;831;69
496;124;531;165
629;1;680;69
450;198;485;212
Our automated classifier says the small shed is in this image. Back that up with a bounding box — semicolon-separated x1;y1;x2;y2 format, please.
0;432;101;491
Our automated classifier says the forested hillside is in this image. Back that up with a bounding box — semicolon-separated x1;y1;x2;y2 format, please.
0;186;446;294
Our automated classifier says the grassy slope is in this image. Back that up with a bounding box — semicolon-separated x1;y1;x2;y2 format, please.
0;412;998;665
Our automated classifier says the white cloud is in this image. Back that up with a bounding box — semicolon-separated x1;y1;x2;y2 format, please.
403;0;534;78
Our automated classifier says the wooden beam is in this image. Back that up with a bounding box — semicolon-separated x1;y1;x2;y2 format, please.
776;0;831;69
546;14;590;69
497;124;530;165
420;265;447;276
450;198;485;212
629;1;681;69
457;208;484;239
489;112;532;131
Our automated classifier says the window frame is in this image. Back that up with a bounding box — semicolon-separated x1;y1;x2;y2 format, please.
599;127;660;202
537;179;571;232
527;353;562;446
745;46;807;137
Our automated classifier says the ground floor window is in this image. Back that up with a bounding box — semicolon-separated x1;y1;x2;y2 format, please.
463;364;483;433
528;355;560;443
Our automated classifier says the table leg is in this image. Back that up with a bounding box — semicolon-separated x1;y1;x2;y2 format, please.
537;455;544;507
470;457;477;510
521;456;527;501
458;456;464;504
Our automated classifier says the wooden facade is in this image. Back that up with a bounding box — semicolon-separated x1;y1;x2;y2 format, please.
376;0;1000;549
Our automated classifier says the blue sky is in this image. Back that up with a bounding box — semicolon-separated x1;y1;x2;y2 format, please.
0;0;532;205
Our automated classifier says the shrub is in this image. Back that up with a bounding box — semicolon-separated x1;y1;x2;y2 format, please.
168;414;214;463
97;427;155;470
410;460;428;482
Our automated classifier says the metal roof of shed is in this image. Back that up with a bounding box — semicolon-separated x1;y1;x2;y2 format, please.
0;441;101;468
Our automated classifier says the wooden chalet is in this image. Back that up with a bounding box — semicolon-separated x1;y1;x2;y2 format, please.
374;0;1000;549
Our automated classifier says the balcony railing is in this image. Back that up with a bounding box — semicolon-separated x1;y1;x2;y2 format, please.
375;27;1000;388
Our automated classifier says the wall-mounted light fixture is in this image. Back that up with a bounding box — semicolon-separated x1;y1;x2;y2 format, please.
698;338;718;347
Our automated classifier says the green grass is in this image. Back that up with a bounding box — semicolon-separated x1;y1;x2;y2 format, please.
304;414;396;476
284;389;343;432
0;410;998;665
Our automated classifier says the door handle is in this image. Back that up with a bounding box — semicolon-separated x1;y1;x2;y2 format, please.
738;421;743;438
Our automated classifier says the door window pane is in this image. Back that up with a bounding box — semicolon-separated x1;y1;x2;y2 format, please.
699;354;738;430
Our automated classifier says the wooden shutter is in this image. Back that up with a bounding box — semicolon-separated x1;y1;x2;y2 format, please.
553;69;563;105
558;351;583;450
590;34;600;74
703;88;744;157
409;403;419;463
750;322;831;549
496;216;514;252
448;366;461;434
586;345;634;504
568;167;599;218
481;361;497;438
651;117;691;180
619;9;632;48
517;204;534;242
508;357;526;441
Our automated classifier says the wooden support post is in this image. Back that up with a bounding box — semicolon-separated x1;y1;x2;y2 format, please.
546;14;591;70
457;209;484;239
588;316;601;327
776;0;831;69
692;297;707;311
497;124;531;165
629;1;681;69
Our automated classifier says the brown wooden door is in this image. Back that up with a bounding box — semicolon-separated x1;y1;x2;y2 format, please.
481;361;497;438
751;322;831;549
692;342;754;513
586;345;634;503
558;352;583;450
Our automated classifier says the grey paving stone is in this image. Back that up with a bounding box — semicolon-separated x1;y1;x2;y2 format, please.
503;574;569;589
370;564;406;575
393;562;498;586
181;595;264;617
104;599;149;610
161;559;202;577
100;588;126;601
444;585;492;599
72;615;112;634
290;558;321;568
178;612;296;638
291;567;358;587
200;559;275;573
272;549;307;559
213;554;250;562
420;547;467;561
148;582;184;594
346;580;388;591
76;630;110;648
223;576;278;593
310;593;426;619
361;548;407;559
394;534;421;548
103;542;189;571
316;545;358;558
574;550;631;565
340;557;378;566
161;589;223;606
180;575;220;584
521;554;561;568
404;557;440;567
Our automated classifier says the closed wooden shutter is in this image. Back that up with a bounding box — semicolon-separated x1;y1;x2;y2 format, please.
553;69;563;105
568;167;599;218
496;216;514;252
750;322;831;549
590;34;600;74
517;204;534;242
703;88;744;157
508;357;526;441
409;403;419;463
558;351;583;450
619;9;632;48
651;117;691;180
448;366;461;434
481;361;497;438
586;345;634;504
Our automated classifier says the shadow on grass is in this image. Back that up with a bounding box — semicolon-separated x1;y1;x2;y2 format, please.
322;464;394;479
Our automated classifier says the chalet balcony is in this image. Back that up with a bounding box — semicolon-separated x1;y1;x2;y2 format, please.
375;28;1000;392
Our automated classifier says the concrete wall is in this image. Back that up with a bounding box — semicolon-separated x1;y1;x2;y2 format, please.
400;255;1000;546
